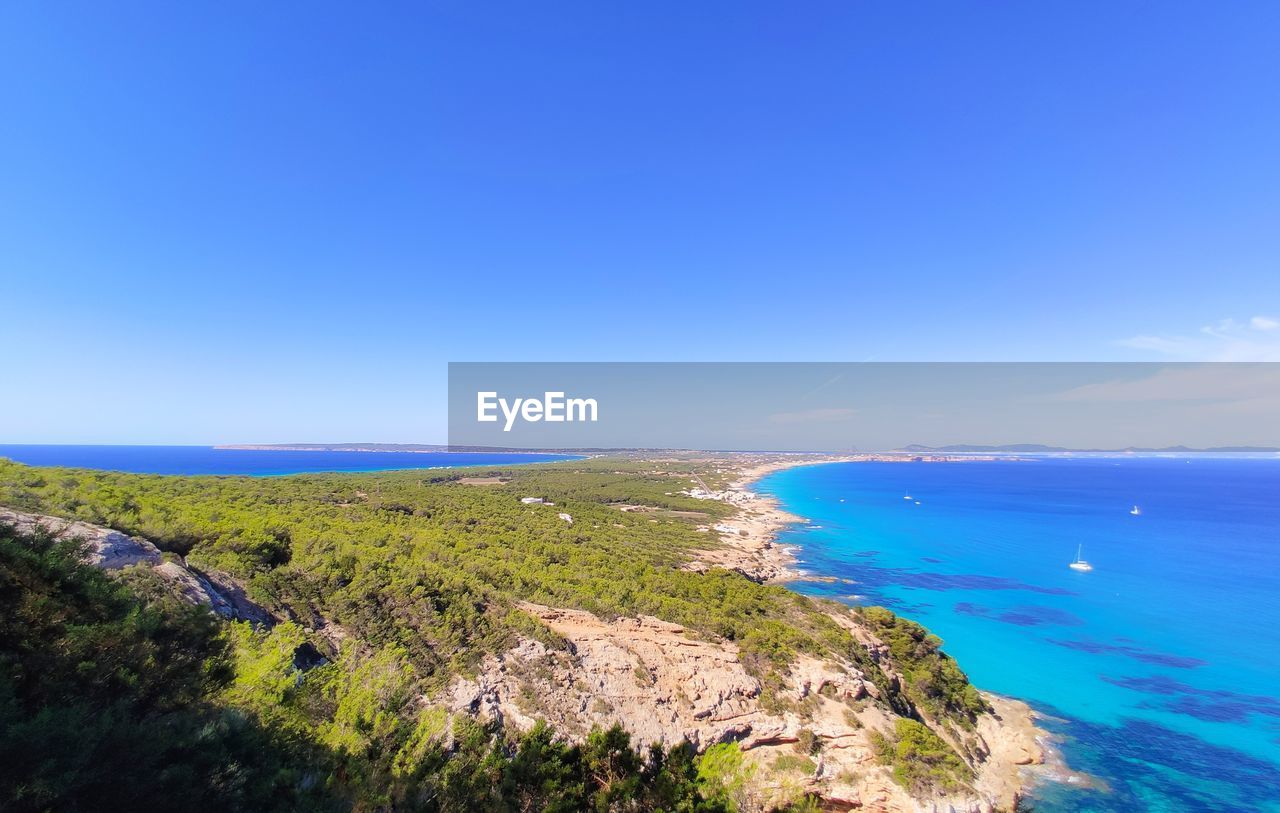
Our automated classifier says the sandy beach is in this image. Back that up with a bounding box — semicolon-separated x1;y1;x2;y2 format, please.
684;455;853;582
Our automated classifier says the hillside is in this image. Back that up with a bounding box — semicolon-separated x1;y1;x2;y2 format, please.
0;455;1049;811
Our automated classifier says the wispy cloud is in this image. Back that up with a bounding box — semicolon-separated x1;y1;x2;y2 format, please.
798;373;845;401
1117;316;1280;361
768;407;857;424
1044;364;1280;404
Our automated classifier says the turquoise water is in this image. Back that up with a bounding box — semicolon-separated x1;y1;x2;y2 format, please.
0;445;576;476
761;459;1280;812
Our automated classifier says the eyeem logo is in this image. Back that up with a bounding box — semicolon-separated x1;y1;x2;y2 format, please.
476;391;598;432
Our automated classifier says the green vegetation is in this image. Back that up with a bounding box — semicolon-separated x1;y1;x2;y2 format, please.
770;754;816;775
0;521;736;811
0;458;931;706
0;456;989;809
793;728;821;756
696;743;758;810
0;522;326;812
856;606;988;725
870;719;973;797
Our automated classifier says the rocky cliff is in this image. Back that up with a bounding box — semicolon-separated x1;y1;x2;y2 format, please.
446;602;1045;812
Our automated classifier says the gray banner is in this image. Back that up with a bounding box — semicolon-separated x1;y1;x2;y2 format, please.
447;362;1280;452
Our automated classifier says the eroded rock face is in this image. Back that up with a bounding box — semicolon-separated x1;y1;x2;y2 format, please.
446;602;1048;813
448;604;796;749
1;509;163;569
1;509;273;626
154;560;232;610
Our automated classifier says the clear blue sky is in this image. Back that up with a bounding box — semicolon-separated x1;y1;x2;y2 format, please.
2;2;1278;443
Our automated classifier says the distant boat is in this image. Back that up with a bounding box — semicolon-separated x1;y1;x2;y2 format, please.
1069;544;1093;572
903;492;913;500
914;500;921;505
1130;505;1142;516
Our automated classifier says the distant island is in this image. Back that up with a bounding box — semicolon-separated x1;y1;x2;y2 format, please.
225;442;1280;456
896;443;1280;454
216;442;653;454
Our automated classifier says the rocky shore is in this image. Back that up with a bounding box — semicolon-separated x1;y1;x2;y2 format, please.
447;601;1051;813
670;456;1068;810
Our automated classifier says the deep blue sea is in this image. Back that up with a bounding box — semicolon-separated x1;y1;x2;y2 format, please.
0;445;575;476
761;459;1280;813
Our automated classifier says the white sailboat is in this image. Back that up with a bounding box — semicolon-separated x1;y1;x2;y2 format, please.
903;492;913;500
1130;505;1142;516
1069;544;1093;571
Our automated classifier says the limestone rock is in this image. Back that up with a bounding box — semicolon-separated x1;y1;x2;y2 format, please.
1;509;273;626
1;509;161;569
440;602;1053;813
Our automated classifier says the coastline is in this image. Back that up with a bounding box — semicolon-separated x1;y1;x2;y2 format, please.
724;456;848;582
690;453;1017;585
704;454;1087;807
683;456;853;583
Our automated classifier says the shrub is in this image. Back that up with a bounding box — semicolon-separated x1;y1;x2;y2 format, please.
872;719;973;796
794;727;822;756
772;753;817;774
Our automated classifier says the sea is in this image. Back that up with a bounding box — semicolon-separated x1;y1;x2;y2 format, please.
0;445;576;476
760;458;1280;812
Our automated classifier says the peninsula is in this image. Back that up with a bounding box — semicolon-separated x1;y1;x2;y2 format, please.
0;452;1059;811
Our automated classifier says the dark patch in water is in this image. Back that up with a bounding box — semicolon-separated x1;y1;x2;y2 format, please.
886;570;1074;595
874;595;934;615
1029;712;1280;811
920;556;944;563
1048;638;1207;669
1103;675;1280;724
789;575;935;617
1002;605;1083;627
955;601;1084;627
824;556;1076;595
1159;697;1256;723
